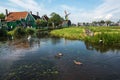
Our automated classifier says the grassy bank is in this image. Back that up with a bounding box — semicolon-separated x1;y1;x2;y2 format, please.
8;27;35;39
50;27;85;40
50;26;120;46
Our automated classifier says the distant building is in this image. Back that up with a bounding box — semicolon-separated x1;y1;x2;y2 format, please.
42;15;49;22
32;14;41;20
62;20;71;27
117;20;120;26
5;9;36;30
30;11;41;20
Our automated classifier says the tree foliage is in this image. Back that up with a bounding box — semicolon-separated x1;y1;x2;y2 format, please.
14;27;26;38
0;13;5;19
26;28;35;35
105;20;112;26
49;12;64;26
36;19;47;28
0;29;7;37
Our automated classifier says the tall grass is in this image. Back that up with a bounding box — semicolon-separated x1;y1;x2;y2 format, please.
50;26;120;46
50;27;85;40
88;26;120;32
85;32;120;46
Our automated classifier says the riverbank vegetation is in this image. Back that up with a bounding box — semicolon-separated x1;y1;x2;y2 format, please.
50;26;120;46
0;25;120;46
7;27;35;39
50;27;85;40
0;28;8;40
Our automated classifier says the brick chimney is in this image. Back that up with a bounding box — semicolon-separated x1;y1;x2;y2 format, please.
5;9;8;16
37;12;39;16
30;11;32;14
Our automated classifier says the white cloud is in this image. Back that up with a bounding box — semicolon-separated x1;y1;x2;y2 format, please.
93;0;120;21
0;0;120;23
60;0;120;23
8;0;42;11
0;0;50;16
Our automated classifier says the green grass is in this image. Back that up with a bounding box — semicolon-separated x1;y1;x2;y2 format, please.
85;32;120;45
50;27;85;40
88;26;120;32
50;26;120;46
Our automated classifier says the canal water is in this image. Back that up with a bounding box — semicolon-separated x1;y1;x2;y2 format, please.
0;37;120;80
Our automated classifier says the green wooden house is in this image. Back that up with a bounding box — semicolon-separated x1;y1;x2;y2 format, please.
5;11;36;30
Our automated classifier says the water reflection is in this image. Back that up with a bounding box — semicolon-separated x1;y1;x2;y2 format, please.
0;37;120;80
84;41;120;53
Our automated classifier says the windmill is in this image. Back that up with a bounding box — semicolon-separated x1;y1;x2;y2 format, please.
64;10;71;20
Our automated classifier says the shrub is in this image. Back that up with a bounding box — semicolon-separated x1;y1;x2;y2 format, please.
26;28;35;35
0;29;8;37
13;27;26;39
0;29;8;40
7;31;14;36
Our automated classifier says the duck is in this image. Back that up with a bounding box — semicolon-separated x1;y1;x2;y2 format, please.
73;60;82;65
55;53;63;58
27;35;31;41
58;53;63;56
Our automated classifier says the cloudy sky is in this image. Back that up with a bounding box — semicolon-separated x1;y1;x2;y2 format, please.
0;0;120;23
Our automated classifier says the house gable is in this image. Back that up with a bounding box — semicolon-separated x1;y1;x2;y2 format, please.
5;11;36;29
5;12;28;22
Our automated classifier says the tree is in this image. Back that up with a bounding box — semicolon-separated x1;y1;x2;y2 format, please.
36;19;47;29
0;13;5;19
100;20;105;26
40;20;47;27
105;20;112;26
49;12;64;27
92;21;97;26
36;19;41;28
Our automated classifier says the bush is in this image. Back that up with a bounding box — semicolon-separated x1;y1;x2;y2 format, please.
7;31;14;36
0;29;8;40
26;28;35;35
0;29;8;37
13;27;26;39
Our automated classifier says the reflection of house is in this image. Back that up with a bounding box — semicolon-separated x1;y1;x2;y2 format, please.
5;9;36;30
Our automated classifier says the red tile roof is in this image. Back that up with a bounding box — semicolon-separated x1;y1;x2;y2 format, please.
5;12;28;22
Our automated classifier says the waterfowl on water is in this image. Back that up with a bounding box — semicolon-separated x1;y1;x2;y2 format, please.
55;53;63;58
73;60;82;65
58;53;63;56
27;35;31;41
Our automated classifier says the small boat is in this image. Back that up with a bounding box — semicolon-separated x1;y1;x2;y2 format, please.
73;60;82;65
